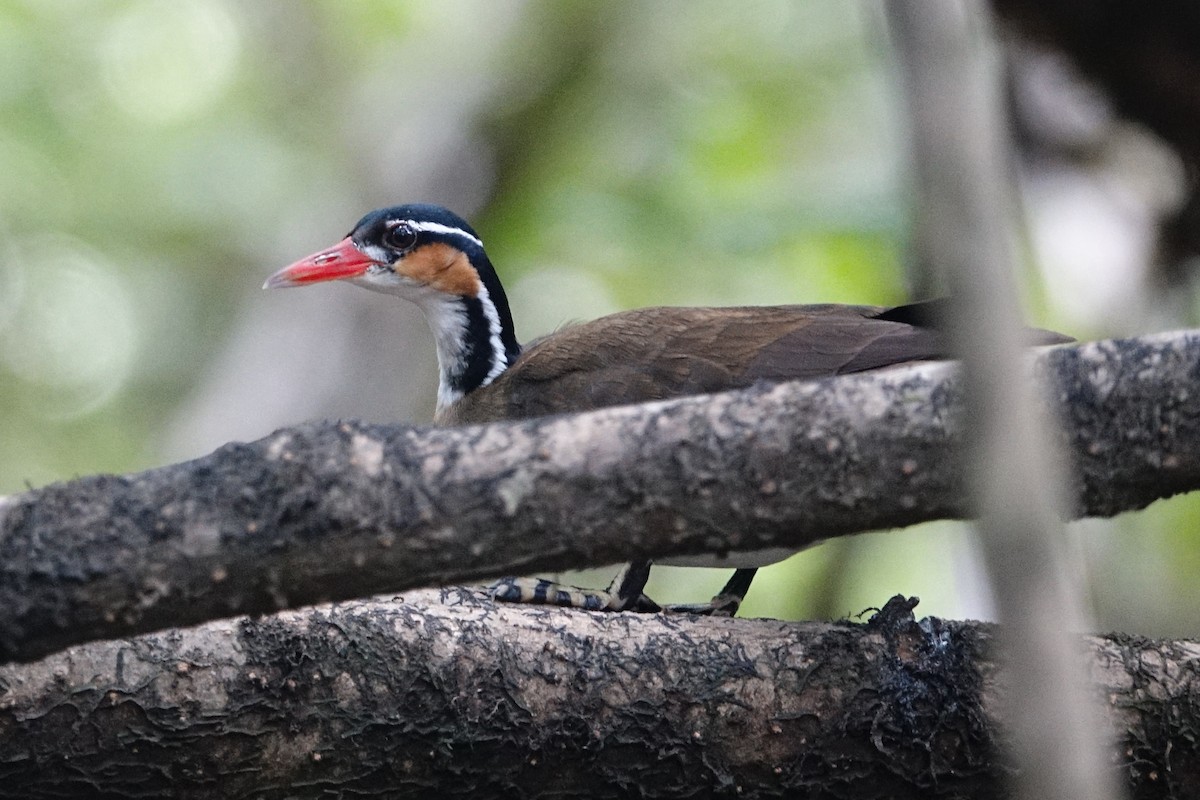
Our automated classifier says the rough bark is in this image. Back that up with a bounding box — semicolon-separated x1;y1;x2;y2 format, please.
0;591;1195;799
0;332;1198;664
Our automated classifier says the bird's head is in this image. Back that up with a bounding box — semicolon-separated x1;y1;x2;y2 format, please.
264;203;491;302
266;204;521;411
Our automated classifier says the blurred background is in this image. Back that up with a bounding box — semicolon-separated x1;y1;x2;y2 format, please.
1;0;1197;633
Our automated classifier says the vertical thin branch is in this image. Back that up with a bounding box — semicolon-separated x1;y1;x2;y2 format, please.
886;3;1118;800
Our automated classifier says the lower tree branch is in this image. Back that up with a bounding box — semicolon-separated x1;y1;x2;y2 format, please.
0;332;1198;663
0;591;1193;799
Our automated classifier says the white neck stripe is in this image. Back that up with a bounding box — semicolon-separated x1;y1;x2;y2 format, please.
476;282;510;386
409;221;483;249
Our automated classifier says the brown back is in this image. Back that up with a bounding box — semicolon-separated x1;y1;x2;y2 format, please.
439;302;1070;424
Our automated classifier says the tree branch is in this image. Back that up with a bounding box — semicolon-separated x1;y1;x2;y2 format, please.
0;591;1193;799
1;332;1198;663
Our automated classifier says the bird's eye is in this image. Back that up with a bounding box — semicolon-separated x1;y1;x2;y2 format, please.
384;222;418;252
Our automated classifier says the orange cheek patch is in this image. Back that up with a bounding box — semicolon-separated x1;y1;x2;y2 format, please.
399;243;482;296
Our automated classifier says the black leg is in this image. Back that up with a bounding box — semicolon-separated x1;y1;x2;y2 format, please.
608;560;654;610
662;568;758;617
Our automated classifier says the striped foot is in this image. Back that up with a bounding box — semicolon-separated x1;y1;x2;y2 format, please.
487;577;624;611
486;560;656;612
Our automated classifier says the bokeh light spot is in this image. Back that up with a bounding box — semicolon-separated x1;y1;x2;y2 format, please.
100;0;241;125
2;238;139;418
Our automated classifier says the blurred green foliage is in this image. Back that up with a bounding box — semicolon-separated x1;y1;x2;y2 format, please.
0;0;1195;632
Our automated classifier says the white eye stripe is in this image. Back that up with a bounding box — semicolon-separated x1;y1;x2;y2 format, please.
405;221;483;249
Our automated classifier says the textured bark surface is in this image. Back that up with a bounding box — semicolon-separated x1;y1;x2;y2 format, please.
0;332;1198;664
0;591;1196;799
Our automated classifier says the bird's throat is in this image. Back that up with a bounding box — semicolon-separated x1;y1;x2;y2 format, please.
420;288;519;415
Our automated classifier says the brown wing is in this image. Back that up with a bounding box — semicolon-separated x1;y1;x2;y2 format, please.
443;301;1071;424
